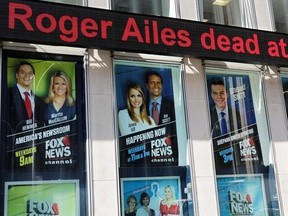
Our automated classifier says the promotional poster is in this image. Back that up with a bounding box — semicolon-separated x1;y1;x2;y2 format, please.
0;51;88;215
4;180;79;216
2;56;78;172
217;174;268;216
120;166;194;216
115;60;187;167
206;73;264;174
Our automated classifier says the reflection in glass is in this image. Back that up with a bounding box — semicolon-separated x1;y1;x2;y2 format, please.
198;0;257;28
112;0;179;18
271;0;288;33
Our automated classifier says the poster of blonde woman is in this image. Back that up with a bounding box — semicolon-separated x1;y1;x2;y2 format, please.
159;185;180;216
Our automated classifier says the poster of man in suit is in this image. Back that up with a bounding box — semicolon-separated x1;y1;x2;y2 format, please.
206;73;265;175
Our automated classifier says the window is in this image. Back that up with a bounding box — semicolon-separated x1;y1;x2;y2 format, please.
41;0;84;6
205;67;279;215
0;50;88;215
271;0;288;33
198;0;257;28
113;59;194;216
281;72;288;118
112;0;179;18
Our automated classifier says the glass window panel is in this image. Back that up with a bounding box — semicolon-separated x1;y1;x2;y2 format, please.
112;0;179;18
281;73;288;118
205;67;279;215
40;0;84;6
271;0;288;33
199;0;257;28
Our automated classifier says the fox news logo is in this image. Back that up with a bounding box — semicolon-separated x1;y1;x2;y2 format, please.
45;136;71;159
26;200;59;215
228;190;253;215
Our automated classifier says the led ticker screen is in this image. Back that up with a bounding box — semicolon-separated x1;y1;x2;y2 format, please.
0;0;288;66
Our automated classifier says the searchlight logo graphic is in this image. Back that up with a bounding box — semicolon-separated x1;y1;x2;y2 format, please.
228;190;253;215
26;200;59;215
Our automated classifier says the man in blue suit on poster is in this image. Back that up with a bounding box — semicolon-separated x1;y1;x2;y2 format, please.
209;78;241;138
145;71;175;126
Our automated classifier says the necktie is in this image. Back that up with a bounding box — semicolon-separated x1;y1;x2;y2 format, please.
220;112;228;134
152;101;159;125
24;91;32;118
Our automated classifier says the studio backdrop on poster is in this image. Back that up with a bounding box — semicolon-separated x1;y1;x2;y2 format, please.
121;177;182;216
4;180;80;216
119;166;193;216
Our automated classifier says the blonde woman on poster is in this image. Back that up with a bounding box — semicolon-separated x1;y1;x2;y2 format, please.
118;83;156;136
44;71;76;125
159;185;180;216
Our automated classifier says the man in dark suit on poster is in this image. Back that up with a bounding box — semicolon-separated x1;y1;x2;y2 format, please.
209;78;241;138
145;71;175;125
209;77;265;175
7;61;44;134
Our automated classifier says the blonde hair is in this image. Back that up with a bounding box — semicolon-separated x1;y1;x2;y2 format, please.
164;185;175;201
126;83;153;125
45;71;74;106
125;195;137;214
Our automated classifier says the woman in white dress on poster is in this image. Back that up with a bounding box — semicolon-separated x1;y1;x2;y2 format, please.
118;83;156;136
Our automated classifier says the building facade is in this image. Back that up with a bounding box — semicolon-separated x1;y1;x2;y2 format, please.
1;0;288;215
